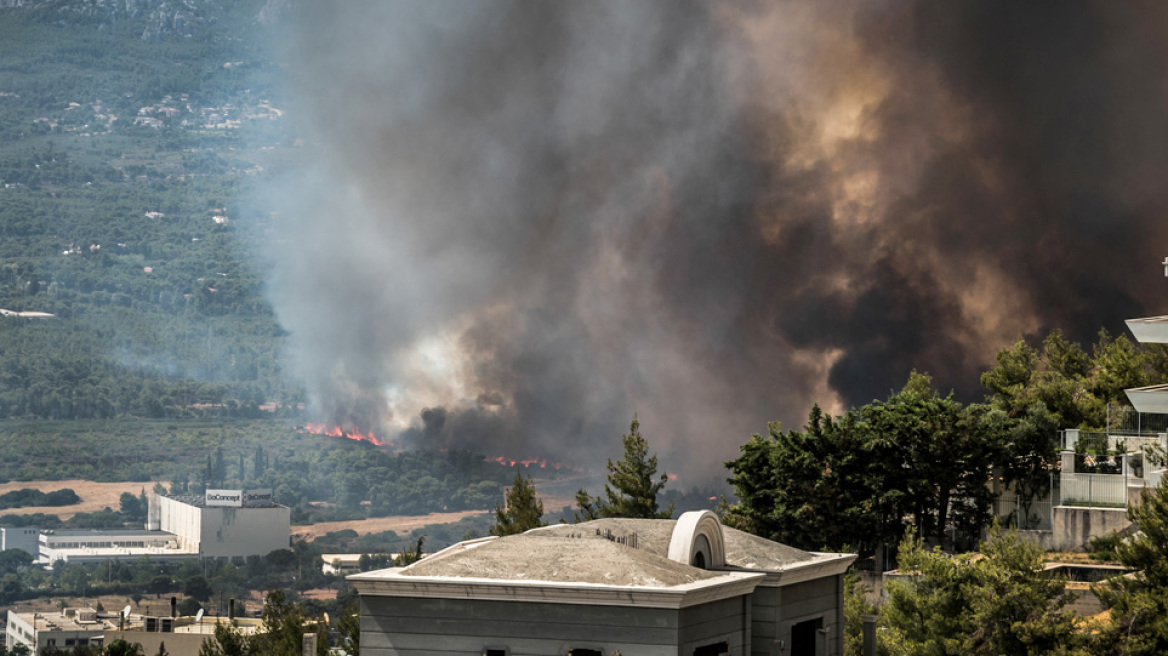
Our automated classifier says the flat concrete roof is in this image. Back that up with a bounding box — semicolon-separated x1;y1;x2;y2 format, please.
41;529;170;538
116;617;264;636
10;610;117;633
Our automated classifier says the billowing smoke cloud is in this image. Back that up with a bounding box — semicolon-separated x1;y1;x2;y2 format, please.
258;1;1168;480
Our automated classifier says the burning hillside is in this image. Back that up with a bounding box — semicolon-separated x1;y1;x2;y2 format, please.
263;1;1168;481
299;423;392;448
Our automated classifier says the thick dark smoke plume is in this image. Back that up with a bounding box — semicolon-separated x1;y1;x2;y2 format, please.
259;1;1168;480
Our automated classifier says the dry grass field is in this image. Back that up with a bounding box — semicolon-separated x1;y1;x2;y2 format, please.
0;479;152;519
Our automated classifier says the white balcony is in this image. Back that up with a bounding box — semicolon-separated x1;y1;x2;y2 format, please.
1126;384;1168;414
1060;473;1128;507
1126;316;1168;344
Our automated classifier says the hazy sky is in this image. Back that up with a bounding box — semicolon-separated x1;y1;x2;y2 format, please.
257;1;1168;482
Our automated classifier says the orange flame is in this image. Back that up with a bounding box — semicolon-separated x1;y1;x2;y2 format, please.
301;423;393;448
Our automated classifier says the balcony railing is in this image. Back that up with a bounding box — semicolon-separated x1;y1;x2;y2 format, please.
1063;429;1166;455
993;494;1053;531
1059;473;1128;508
1106;405;1168;435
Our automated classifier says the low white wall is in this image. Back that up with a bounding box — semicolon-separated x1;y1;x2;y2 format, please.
1050;506;1131;551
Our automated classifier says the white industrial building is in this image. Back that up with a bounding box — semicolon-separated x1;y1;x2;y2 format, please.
39;529;194;565
322;553;364;576
151;490;291;559
33;490;289;565
6;608;110;653
7;608;268;656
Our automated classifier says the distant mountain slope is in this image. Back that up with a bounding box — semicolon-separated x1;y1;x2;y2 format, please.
0;0;302;419
0;0;287;40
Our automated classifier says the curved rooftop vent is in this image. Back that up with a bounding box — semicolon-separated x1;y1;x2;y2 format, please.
668;511;725;569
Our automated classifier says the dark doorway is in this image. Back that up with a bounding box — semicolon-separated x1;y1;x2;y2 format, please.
692;550;707;569
791;617;823;656
693;641;728;656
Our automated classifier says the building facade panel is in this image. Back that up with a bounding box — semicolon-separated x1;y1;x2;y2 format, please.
679;595;749;656
157;495;290;559
364;595;681;628
363;595;682;655
0;527;40;555
198;505;290;558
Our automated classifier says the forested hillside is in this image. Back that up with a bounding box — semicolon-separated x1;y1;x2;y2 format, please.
0;0;299;420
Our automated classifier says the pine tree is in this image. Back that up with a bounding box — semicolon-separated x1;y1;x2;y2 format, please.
393;536;426;566
880;526;1085;655
103;639;145;656
575;415;673;520
337;599;361;656
490;472;546;536
1098;478;1168;654
198;619;252;656
572;489;602;522
213;447;226;485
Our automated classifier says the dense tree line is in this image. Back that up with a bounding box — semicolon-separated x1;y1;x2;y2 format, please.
724;330;1168;558
0;540;359;613
0;487;79;509
726;372;1010;555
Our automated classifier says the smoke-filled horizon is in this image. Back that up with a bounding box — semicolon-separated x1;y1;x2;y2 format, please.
257;1;1168;482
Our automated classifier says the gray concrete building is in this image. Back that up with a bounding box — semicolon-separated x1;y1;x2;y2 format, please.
351;511;855;656
0;527;40;556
